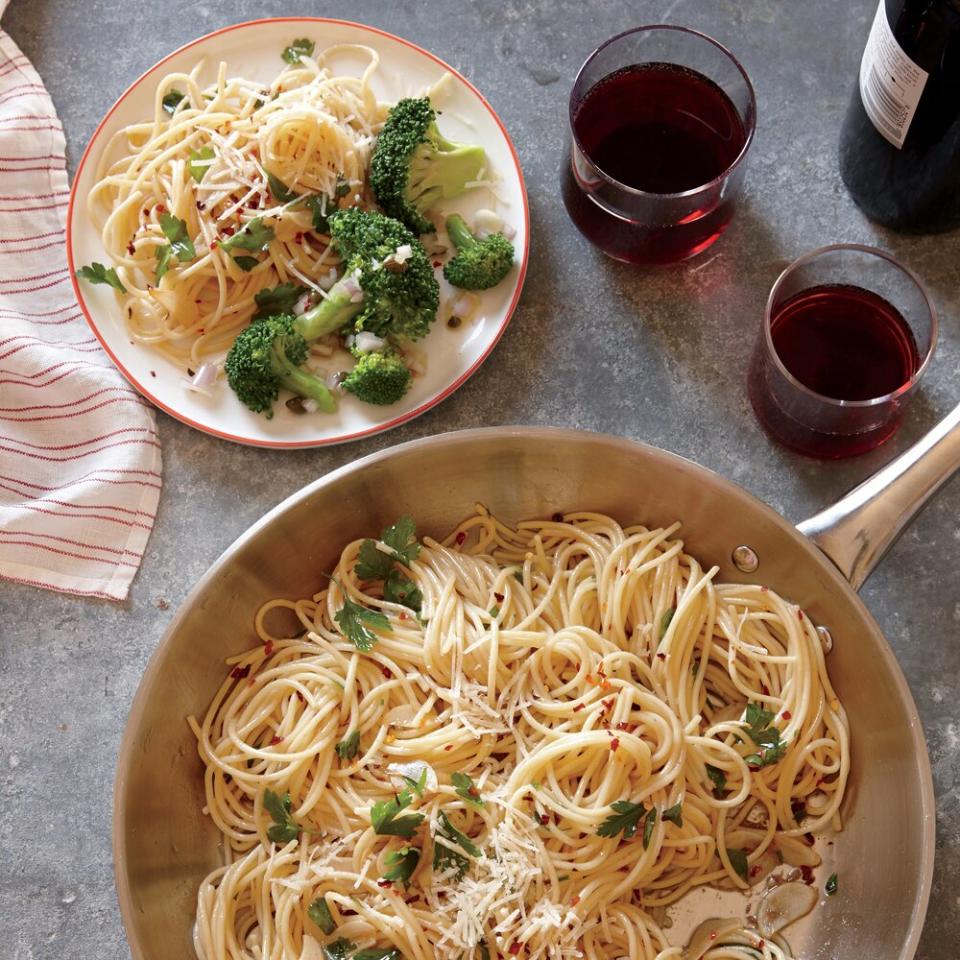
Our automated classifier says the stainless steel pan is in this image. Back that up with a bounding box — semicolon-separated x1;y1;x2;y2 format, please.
115;415;960;960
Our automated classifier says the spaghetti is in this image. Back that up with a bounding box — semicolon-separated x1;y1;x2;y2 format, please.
87;45;385;365
190;508;849;960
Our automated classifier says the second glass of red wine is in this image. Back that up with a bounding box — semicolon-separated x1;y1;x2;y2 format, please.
562;25;756;265
748;245;937;459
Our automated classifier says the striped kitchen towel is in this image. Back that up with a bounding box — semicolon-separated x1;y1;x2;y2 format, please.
0;7;162;601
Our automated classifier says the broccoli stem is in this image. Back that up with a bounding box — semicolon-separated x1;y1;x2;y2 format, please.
295;281;363;341
445;214;477;253
270;342;337;413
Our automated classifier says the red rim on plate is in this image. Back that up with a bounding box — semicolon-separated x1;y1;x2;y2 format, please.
66;17;530;449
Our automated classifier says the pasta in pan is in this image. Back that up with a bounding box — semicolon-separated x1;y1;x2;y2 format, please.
190;508;848;960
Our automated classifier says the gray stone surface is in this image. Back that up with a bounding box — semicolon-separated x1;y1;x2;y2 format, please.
0;0;958;957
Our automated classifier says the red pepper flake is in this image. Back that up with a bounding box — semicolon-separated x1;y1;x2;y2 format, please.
468;786;480;798
625;627;633;639
782;710;792;720
597;664;606;678
198;328;205;334
750;864;762;877
455;531;466;545
155;203;166;213
211;240;219;249
221;225;235;237
263;640;274;656
610;738;620;752
377;879;393;889
570;895;581;906
294;232;304;243
444;744;454;751
758;941;765;950
800;864;815;885
803;832;816;846
381;665;391;678
126;241;136;255
296;691;306;703
432;259;442;268
761;685;770;696
656;652;666;661
509;943;521;956
196;200;206;210
248;677;255;686
230;664;251;680
599;678;612;691
615;721;636;732
602;697;614;712
573;703;585;713
149;370;157;377
270;736;283;745
142;208;151;216
494;592;504;603
798;609;804;621
539;814;549;825
399;611;408;621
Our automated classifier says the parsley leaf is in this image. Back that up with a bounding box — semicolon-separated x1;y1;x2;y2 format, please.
358;516;421;579
705;764;727;798
433;810;481;880
232;255;260;272
160;213;196;261
188;146;215;182
267;170;299;203
162;89;185;115
452;772;484;809
335;594;391;652
263;789;301;843
353;951;402;960
323;938;355;960
251;282;307;322
220;217;275;254
308;896;336;935
660;607;676;637
488;604;501;618
155;244;173;282
383;569;422;613
356;539;394;581
642;807;657;849
597;799;647;840
726;847;749;882
383;845;420;886
282;38;316;64
370;788;424;838
77;262;125;293
742;702;788;768
335;730;360;762
382;516;421;566
825;872;838;896
661;802;683;827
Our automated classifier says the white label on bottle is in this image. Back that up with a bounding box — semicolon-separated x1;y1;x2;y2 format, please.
859;0;929;149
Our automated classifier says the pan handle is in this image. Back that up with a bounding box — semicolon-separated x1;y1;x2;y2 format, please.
797;402;960;590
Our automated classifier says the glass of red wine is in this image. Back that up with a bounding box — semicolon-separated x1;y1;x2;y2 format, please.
562;25;756;265
749;245;937;459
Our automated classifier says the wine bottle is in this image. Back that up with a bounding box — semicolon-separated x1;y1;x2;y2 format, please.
839;0;960;233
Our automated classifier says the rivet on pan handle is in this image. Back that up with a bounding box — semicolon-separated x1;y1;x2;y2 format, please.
797;402;960;591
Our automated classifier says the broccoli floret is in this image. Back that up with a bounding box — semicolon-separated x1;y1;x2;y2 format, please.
341;350;412;406
226;208;438;417
224;314;337;417
328;207;439;341
442;214;515;290
370;97;486;234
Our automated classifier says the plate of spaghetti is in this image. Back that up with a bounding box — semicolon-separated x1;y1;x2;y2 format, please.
67;18;529;447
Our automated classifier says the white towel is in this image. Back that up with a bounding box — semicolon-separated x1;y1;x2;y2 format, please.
0;11;162;601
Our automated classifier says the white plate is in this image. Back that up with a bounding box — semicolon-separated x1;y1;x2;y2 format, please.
67;17;529;448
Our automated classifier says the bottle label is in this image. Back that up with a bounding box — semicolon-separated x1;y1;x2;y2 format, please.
859;0;929;149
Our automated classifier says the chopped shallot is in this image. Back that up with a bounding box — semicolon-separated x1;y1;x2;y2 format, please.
451;292;478;319
181;363;219;397
354;331;386;353
474;208;503;238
